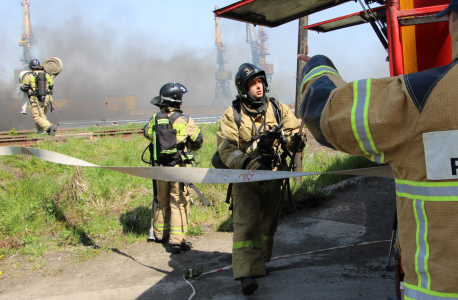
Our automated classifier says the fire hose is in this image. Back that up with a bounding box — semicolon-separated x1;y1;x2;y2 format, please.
0;146;396;299
183;239;390;300
0;146;394;183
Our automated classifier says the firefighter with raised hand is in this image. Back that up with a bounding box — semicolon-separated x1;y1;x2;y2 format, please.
217;63;305;295
298;2;458;298
143;82;204;254
20;59;58;135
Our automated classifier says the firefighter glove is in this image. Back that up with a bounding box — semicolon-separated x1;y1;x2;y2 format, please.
257;134;275;154
288;132;307;153
243;158;269;171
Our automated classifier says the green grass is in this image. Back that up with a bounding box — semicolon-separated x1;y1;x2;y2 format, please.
0;122;373;258
289;149;375;209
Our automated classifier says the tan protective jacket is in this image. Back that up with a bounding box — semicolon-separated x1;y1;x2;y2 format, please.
217;99;300;169
22;71;55;97
144;107;203;155
162;107;202;153
300;31;458;299
144;107;201;245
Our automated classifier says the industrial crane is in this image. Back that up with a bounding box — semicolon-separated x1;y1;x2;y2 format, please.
18;0;33;69
212;5;233;106
246;24;277;99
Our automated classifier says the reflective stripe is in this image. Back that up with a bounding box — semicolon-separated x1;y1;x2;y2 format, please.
150;114;157;160
395;179;458;201
153;222;170;231
157;119;169;124
233;240;262;249
370;153;384;163
351;79;384;163
413;200;431;289
300;65;340;100
191;128;201;142
169;231;186;235
173;123;187;143
398;181;458;298
170;226;187;234
404;283;458;300
147;117;154;137
161;149;177;154
261;235;273;242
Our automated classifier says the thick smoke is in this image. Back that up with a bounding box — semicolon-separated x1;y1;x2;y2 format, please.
1;10;389;132
34;16;216;108
0;15;221;131
0;81;36;131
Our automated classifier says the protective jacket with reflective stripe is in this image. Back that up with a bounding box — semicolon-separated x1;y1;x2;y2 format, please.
22;71;54;95
144;107;203;153
144;107;202;245
299;30;458;299
217;99;300;169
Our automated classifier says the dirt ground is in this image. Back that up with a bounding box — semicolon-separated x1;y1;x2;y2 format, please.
0;132;398;300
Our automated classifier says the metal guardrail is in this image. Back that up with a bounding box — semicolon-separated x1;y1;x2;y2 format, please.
0;128;143;147
0;114;223;146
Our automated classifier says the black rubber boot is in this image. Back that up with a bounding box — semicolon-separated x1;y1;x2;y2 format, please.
241;276;258;295
171;242;192;254
180;242;192;251
171;245;182;254
46;125;57;136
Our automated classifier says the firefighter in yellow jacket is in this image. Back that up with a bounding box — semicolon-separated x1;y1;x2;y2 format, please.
298;3;458;299
20;59;58;135
217;63;306;295
143;82;204;254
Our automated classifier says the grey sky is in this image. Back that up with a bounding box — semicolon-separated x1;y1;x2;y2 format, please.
0;0;389;107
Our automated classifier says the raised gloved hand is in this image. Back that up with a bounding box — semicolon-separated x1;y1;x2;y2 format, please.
288;132;307;153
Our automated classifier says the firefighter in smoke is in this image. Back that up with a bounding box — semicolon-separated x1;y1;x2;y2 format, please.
216;63;306;295
20;59;58;135
298;1;458;298
143;82;204;254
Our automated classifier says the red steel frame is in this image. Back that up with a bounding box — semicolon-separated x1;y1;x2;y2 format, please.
387;2;448;76
214;0;256;16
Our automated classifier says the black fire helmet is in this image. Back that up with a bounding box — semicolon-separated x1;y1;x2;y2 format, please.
28;59;41;70
150;82;188;108
234;63;268;96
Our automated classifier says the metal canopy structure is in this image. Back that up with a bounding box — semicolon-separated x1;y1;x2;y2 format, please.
304;6;386;33
215;0;451;77
213;0;352;27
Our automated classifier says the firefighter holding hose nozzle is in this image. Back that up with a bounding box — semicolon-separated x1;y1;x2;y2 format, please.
216;63;306;295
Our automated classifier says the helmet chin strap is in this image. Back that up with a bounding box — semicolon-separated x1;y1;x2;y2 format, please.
248;92;264;103
243;91;267;112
